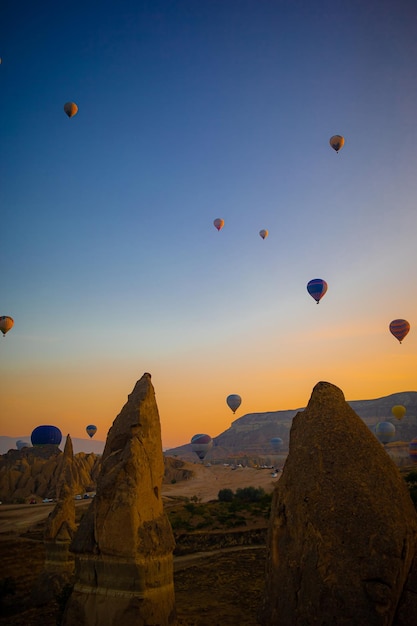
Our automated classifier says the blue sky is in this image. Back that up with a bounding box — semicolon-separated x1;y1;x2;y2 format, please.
1;0;416;448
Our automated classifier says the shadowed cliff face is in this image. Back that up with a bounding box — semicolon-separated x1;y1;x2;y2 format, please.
63;373;176;626
261;381;417;626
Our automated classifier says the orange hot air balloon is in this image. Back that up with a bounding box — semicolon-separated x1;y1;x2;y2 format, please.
389;319;410;344
329;135;344;153
0;316;14;336
64;102;78;118
213;218;224;231
259;229;268;239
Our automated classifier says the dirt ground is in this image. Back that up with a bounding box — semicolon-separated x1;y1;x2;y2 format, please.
0;465;278;626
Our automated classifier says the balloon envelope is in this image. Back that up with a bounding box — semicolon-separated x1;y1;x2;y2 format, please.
389;319;410;343
191;433;213;460
307;279;328;303
329;135;344;152
16;440;31;450
213;218;224;231
31;425;62;446
375;421;396;444
226;394;242;414
409;438;417;461
86;425;97;438
64;102;78;118
391;405;406;421
259;229;268;239
0;315;14;336
270;437;283;452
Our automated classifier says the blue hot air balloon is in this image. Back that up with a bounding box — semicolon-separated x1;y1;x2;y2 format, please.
31;425;62;446
375;422;396;445
86;425;97;438
270;437;283;453
16;440;31;450
191;433;213;461
307;279;328;304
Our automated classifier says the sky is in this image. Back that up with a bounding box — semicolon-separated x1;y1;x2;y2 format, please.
1;0;416;450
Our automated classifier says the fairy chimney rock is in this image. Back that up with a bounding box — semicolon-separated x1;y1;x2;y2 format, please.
31;435;76;605
63;373;176;626
261;381;417;626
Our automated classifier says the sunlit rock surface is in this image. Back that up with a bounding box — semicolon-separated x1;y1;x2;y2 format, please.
63;373;176;626
260;381;417;626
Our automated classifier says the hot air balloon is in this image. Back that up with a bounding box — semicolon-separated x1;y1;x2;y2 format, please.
16;440;31;450
270;437;283;453
409;438;417;462
86;425;97;438
329;135;344;153
375;421;396;444
0;316;14;336
191;433;213;461
213;218;224;231
64;102;78;118
389;319;410;344
259;229;268;240
31;425;62;446
391;405;406;421
307;279;328;304
226;394;242;414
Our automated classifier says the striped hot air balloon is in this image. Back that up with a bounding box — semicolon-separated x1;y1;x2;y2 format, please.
389;319;410;344
307;279;328;304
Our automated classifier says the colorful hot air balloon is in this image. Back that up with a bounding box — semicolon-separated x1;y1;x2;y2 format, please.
191;433;213;461
375;421;396;444
389;319;410;344
213;218;224;231
64;102;78;118
307;279;328;304
329;135;344;153
0;316;14;336
391;405;406;421
86;425;97;438
409;438;417;462
31;425;62;446
226;394;242;414
259;229;268;240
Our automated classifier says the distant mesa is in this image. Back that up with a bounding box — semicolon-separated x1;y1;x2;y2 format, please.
31;425;62;446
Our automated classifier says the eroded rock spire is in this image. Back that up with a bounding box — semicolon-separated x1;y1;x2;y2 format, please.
260;381;417;626
63;373;176;626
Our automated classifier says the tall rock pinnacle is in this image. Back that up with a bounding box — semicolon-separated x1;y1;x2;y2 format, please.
63;373;176;626
260;381;417;626
30;434;76;606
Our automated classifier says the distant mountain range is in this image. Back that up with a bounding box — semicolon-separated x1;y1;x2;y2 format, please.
0;435;105;456
165;391;417;463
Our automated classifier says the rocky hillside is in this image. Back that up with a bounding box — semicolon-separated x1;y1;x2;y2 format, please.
0;446;195;503
166;391;417;463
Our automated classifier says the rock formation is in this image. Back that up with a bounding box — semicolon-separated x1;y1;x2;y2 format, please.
30;435;77;605
260;381;417;626
0;444;100;503
62;373;176;626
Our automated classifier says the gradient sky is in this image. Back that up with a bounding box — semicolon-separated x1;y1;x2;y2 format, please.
1;0;416;449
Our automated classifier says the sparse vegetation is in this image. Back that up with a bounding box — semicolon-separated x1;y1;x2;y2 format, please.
166;487;272;533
